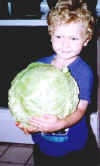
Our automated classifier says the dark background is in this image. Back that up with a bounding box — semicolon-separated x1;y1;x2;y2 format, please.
0;27;51;107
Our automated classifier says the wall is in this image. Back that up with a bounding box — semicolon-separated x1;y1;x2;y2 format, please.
0;107;33;144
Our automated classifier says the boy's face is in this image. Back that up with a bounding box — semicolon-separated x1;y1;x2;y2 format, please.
51;22;88;60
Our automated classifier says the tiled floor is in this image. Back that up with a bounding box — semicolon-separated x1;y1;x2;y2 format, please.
0;141;100;166
0;142;35;166
0;142;100;166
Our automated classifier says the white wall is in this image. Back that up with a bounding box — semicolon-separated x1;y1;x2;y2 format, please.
0;107;33;144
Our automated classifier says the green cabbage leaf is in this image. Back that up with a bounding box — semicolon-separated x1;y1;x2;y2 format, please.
8;62;79;128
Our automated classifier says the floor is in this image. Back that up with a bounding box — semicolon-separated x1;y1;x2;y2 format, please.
0;141;100;166
0;142;35;166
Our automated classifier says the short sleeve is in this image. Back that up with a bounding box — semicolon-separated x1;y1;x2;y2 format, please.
69;57;94;104
78;67;94;103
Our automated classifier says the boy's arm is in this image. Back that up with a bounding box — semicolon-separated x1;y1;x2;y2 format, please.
61;100;88;128
29;100;88;133
16;100;88;134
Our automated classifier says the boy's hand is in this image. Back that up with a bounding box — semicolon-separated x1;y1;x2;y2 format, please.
29;114;64;133
15;114;65;134
15;121;40;135
16;122;30;135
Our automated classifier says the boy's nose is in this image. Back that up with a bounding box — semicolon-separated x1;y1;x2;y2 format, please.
63;39;70;47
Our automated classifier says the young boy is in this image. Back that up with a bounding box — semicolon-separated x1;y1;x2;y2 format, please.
16;0;98;165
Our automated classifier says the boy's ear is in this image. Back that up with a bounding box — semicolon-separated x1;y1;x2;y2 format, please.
83;38;90;46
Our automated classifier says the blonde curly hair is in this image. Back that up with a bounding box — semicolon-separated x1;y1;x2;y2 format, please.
47;0;95;41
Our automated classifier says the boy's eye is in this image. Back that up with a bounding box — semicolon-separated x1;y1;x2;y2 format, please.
56;35;61;39
71;37;78;40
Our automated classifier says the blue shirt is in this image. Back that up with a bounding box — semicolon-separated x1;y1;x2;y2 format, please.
31;55;94;156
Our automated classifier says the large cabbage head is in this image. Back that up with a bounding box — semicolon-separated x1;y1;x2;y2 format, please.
8;62;79;128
